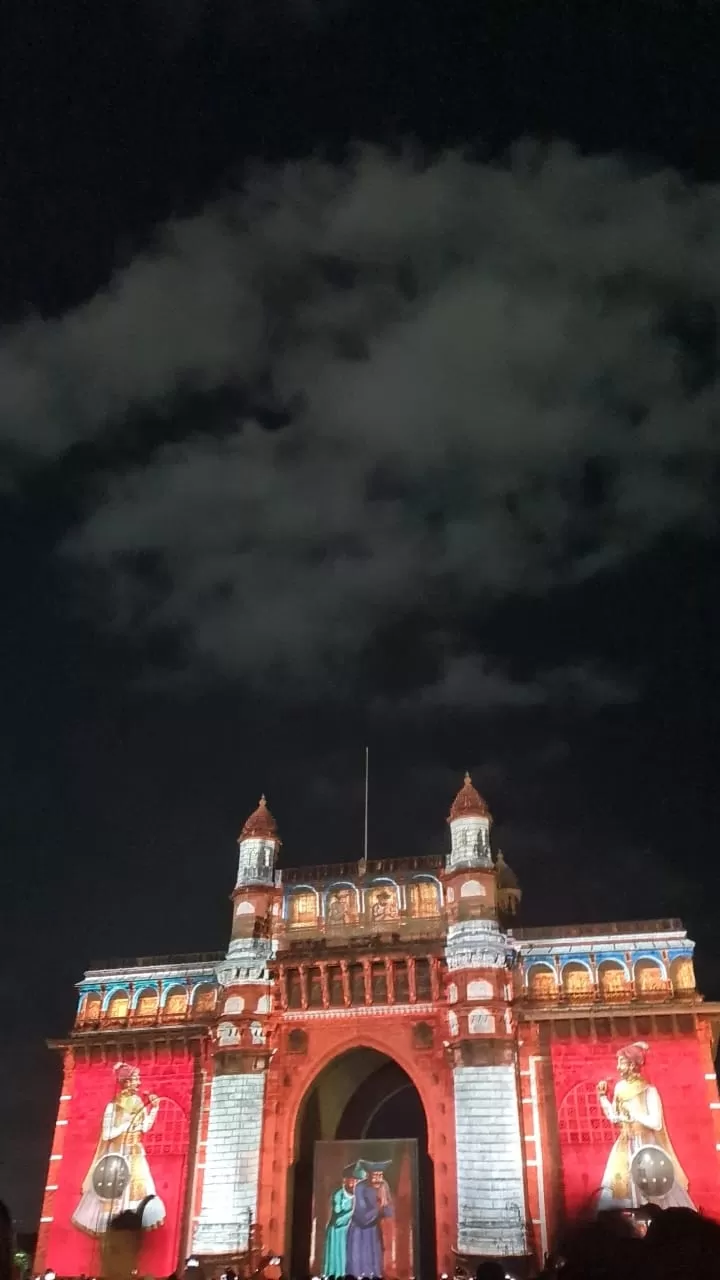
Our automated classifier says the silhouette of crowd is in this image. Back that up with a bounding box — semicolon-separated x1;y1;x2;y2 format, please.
5;1197;720;1280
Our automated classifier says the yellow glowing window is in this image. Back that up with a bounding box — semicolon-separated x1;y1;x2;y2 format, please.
672;959;695;990
409;880;440;917
136;993;158;1018
564;967;592;996
83;997;101;1021
289;891;316;924
107;994;129;1019
528;969;556;999
165;991;188;1016
636;963;664;992
194;988;216;1014
599;967;625;995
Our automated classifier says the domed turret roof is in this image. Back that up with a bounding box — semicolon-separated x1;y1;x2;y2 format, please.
239;794;278;841
448;771;492;823
495;850;519;889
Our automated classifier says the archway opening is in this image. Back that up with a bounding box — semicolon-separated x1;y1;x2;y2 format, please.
290;1048;436;1280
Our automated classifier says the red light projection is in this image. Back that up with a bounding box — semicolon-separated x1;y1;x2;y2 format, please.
551;1035;720;1221
44;1052;194;1276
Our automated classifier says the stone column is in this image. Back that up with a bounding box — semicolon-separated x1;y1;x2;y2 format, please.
341;960;350;1007
448;919;528;1259
386;958;395;1003
430;956;441;1002
192;1058;267;1256
362;958;372;1005
453;1059;527;1256
278;968;288;1011
299;965;308;1010
408;957;417;1002
320;963;330;1009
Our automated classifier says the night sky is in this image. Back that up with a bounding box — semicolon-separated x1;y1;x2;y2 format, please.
2;0;720;1231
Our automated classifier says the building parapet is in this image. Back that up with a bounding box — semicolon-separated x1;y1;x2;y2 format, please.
280;854;445;884
511;918;684;941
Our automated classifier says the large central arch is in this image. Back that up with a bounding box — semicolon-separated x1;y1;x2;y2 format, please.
289;1047;437;1279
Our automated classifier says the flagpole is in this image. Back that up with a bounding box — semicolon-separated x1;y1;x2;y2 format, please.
363;745;369;867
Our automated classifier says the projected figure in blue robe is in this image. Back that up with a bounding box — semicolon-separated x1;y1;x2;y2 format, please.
322;1163;364;1277
346;1159;393;1278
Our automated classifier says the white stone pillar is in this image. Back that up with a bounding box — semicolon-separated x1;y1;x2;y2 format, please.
192;1070;266;1255
453;1063;527;1257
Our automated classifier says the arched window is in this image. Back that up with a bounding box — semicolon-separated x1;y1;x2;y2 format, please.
81;994;102;1024
467;978;494;1001
527;965;557;1001
634;957;666;995
164;987;188;1017
193;985;216;1015
460;879;486;899
135;989;159;1020
288;890;317;926
558;1081;613;1147
107;991;130;1020
143;1096;188;1158
408;879;440;917
562;962;593;1000
367;883;399;923
670;956;696;992
326;887;355;926
468;1007;495;1035
598;962;627;1001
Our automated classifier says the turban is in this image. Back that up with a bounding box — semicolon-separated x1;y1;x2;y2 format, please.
620;1041;649;1067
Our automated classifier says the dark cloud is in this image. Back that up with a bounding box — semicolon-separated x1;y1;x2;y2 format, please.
142;0;352;50
2;143;719;700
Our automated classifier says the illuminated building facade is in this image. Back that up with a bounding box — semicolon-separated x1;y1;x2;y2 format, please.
36;776;720;1277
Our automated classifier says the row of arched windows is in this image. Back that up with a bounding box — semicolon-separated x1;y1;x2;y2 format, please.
76;982;217;1026
525;955;695;1002
285;877;442;927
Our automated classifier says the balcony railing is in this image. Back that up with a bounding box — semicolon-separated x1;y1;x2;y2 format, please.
74;1007;215;1033
277;911;446;948
520;982;698;1007
87;951;225;973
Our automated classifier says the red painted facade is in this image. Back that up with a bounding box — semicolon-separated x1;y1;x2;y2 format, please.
35;780;720;1276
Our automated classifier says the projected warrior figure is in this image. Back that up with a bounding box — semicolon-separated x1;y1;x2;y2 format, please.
322;1162;364;1276
596;1041;695;1210
72;1063;166;1235
346;1159;393;1278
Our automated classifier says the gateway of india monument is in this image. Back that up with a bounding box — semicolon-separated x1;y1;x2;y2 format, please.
36;775;720;1278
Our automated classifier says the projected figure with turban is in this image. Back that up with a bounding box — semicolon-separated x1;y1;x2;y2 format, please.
346;1159;393;1278
72;1063;166;1236
597;1041;695;1210
322;1162;364;1277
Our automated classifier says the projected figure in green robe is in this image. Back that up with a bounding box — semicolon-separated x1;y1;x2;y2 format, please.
322;1163;365;1277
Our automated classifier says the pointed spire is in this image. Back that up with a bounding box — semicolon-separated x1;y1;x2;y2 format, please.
239;793;278;841
448;771;492;823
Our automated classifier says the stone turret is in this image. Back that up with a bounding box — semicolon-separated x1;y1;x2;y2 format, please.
447;772;492;870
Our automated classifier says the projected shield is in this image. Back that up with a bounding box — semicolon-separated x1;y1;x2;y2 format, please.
631;1145;675;1199
92;1153;130;1201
